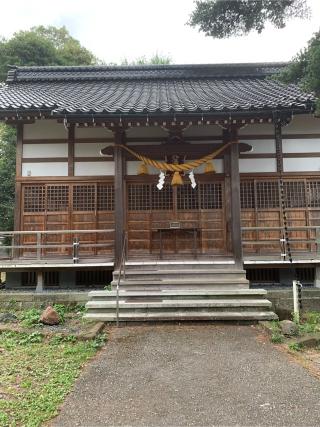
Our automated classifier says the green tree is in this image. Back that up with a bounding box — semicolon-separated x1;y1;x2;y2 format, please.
0;125;16;231
188;0;309;38
121;53;172;66
188;1;319;109
0;25;98;81
278;30;320;103
0;26;100;230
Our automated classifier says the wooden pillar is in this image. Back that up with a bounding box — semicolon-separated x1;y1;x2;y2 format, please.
223;152;232;253
14;124;23;231
68;124;75;176
113;128;126;268
274;120;283;173
224;126;243;266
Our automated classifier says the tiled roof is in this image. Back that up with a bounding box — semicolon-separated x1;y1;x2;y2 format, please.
0;63;315;116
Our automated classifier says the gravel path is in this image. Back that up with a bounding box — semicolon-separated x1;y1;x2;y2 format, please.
52;323;320;426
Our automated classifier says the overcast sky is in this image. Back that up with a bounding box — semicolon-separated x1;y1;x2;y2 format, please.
2;0;320;64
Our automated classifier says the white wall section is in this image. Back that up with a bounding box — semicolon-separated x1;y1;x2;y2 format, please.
284;158;320;172
22;162;68;177
283;139;320;153
75;127;113;139
23;120;67;140
238;123;273;136
240;139;275;154
283;115;320;135
75;142;112;157
239;158;277;173
22;143;68;158
74;161;114;176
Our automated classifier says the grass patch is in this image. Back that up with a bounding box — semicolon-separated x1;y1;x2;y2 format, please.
288;342;304;352
0;330;106;426
298;311;320;335
19;308;42;328
269;320;284;344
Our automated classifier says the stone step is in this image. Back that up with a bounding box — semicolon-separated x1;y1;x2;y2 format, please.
89;289;268;298
113;270;247;281
124;261;235;270
84;311;278;322
111;280;249;291
111;278;249;285
86;299;272;309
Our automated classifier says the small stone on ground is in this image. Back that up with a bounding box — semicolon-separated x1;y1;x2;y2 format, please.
0;313;17;323
280;319;299;336
40;306;60;325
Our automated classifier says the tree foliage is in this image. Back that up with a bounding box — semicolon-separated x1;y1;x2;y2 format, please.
0;124;16;230
0;26;99;230
0;25;98;81
121;53;172;66
278;30;320;110
188;0;309;38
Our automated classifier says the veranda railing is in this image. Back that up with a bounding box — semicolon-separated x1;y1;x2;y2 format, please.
0;229;115;263
241;225;320;255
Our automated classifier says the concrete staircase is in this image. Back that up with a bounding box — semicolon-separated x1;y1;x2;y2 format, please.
84;261;277;322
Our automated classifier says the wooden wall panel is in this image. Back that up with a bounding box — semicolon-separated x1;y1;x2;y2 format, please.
127;181;226;257
21;182;115;259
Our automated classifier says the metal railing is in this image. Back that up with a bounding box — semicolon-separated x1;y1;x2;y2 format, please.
0;229;115;262
115;232;128;327
241;225;320;255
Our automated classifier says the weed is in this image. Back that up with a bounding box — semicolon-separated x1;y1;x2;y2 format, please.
74;303;87;313
0;329;104;426
7;298;17;311
304;311;320;325
104;283;112;291
91;333;107;349
271;332;284;344
288;342;304;352
20;308;41;328
53;304;67;323
270;320;281;332
18;332;43;345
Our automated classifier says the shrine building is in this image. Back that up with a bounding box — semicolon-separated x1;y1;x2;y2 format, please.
0;63;318;321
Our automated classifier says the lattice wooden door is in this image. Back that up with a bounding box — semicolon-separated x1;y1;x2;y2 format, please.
126;180;227;258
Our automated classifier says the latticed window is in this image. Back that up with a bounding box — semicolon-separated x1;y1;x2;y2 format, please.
307;181;320;208
97;184;115;211
200;183;222;209
177;185;199;210
240;181;255;209
256;181;279;209
47;185;69;211
23;185;45;212
283;181;306;208
73;185;96;211
151;184;173;210
128;184;150;210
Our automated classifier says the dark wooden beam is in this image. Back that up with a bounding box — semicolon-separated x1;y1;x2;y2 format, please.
14;124;23;231
275;120;283;173
14;124;23;257
68;124;75;177
113;128;126;267
224;126;243;266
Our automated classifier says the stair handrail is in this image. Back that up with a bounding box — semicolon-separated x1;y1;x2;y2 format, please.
115;232;127;327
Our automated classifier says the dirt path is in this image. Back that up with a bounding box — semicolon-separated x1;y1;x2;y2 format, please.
52;323;320;426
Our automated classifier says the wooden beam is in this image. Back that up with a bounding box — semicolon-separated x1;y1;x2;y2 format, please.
224;126;243;266
223;152;232;254
114;128;126;267
275;121;283;173
68;124;75;176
